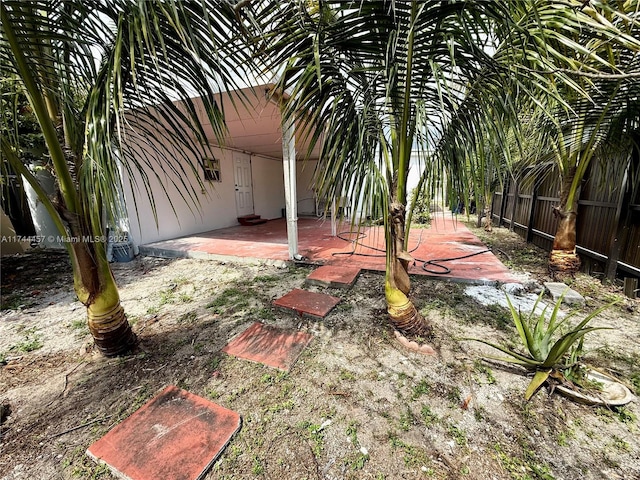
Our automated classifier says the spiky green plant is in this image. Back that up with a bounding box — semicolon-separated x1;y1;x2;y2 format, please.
466;291;615;400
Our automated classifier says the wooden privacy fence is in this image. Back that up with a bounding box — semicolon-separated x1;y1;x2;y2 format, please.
490;159;640;282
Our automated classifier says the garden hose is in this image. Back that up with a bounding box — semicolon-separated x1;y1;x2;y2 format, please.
332;229;492;274
419;249;491;274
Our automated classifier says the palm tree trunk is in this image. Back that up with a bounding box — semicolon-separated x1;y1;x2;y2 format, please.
87;295;136;357
3;140;134;356
482;192;493;232
385;201;431;336
72;240;136;356
550;167;581;278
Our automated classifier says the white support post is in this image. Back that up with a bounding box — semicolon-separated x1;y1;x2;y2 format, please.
331;197;337;237
282;118;299;259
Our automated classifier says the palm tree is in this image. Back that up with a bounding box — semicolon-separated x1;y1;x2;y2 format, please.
239;0;515;336
531;87;639;278
238;0;640;337
432;0;640;279
1;0;246;355
496;2;640;278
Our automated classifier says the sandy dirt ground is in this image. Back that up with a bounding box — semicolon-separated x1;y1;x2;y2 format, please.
1;224;639;480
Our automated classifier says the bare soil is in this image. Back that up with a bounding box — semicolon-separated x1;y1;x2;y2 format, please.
1;224;639;480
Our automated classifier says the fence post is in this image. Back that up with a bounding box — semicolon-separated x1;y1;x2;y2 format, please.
605;166;631;281
498;174;508;227
509;176;519;232
526;179;539;242
624;278;638;299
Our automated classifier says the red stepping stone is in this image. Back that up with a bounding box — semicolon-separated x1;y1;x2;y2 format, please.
222;322;313;371
273;288;341;319
306;265;361;288
87;385;241;480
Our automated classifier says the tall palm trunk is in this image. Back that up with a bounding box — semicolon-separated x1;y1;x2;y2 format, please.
482;192;493;232
3;137;136;357
71;236;136;356
550;166;581;278
2;4;135;356
385;200;431;336
482;206;493;232
383;1;431;338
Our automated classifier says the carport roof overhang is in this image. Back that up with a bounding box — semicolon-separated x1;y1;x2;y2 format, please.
197;84;321;161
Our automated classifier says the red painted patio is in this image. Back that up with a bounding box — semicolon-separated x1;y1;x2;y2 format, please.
140;214;520;284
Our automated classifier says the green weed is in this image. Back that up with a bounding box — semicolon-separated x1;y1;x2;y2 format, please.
474;405;486;422
493;442;556;480
388;433;432;469
206;287;248;314
13;328;44;352
344;452;369;471
267;399;295;413
420;405;438;426
297;420;325;457
177;311;198;323
399;407;415;431
615;407;636;424
346;421;359;446
1;294;31;311
631;373;640;396
252;456;264;475
70;318;87;330
256;307;275;320
339;369;356;381
178;293;193;303
447;423;467;446
411;379;431;399
205;388;220;400
611;435;630;452
158;289;176;306
446;386;462;404
62;445;112;479
473;359;496;384
253;274;279;284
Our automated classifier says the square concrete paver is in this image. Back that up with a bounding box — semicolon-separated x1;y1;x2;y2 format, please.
306;265;361;288
274;288;341;319
222;321;313;371
87;385;241;480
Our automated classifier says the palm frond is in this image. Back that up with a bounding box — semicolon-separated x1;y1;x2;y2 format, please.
1;0;251;233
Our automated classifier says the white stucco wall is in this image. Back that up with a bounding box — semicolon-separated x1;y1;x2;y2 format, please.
296;159;317;216
121;135;287;246
122;142;231;245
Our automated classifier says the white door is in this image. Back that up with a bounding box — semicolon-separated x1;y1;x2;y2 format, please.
234;152;254;217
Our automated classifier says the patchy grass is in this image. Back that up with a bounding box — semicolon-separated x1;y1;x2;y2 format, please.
1;230;638;480
11;327;44;353
1;294;32;311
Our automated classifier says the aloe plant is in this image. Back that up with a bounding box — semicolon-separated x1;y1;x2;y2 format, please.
467;291;615;400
